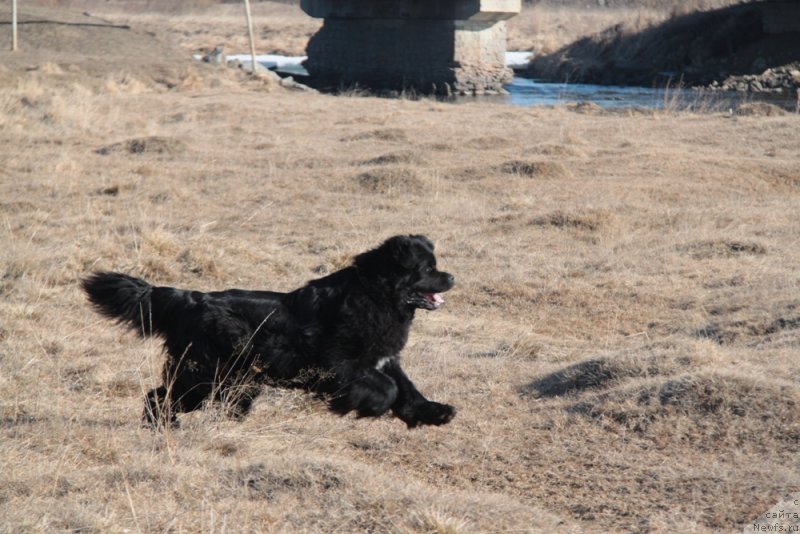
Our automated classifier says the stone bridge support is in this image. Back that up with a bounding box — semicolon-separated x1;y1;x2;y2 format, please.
300;0;521;95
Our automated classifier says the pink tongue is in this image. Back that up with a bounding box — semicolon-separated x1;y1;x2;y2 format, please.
426;293;444;305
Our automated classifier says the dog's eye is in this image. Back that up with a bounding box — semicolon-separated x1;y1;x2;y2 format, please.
424;266;433;273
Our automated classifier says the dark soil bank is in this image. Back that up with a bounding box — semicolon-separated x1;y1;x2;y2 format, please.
525;3;800;94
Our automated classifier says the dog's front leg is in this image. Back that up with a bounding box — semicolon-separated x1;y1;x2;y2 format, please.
382;359;456;428
329;364;399;419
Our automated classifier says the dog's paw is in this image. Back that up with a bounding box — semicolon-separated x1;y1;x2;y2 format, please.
328;394;353;416
410;401;456;427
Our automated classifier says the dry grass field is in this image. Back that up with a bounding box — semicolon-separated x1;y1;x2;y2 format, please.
2;2;800;533
31;0;742;58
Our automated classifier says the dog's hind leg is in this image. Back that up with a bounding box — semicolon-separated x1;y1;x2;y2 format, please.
219;383;261;420
143;386;178;429
143;376;214;429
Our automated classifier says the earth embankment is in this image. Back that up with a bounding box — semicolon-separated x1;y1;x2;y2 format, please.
525;3;800;94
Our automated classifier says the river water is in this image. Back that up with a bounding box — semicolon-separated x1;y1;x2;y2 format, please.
503;77;795;111
223;53;796;111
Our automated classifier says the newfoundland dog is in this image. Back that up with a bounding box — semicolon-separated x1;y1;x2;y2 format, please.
82;235;456;429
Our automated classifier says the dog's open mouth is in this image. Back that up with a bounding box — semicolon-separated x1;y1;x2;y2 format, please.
414;292;445;311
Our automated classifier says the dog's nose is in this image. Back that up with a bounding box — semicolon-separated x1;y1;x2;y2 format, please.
445;274;455;287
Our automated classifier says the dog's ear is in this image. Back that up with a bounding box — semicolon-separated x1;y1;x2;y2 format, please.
355;235;432;274
387;235;414;268
386;235;434;270
408;235;434;253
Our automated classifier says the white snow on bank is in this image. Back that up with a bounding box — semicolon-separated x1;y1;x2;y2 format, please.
230;54;307;69
505;51;533;69
193;53;306;68
194;52;533;70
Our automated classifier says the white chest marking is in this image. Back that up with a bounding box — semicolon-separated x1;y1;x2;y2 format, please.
375;357;394;371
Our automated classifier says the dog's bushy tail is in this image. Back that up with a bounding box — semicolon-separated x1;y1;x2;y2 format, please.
82;272;180;338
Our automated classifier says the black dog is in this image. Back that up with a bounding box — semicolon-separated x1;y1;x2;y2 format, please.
82;235;456;428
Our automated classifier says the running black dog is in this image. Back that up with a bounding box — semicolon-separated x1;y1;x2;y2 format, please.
82;235;456;428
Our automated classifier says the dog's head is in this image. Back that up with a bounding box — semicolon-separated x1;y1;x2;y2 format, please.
354;235;455;311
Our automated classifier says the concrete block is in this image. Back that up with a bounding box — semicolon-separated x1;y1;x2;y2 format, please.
301;0;519;21
301;0;519;95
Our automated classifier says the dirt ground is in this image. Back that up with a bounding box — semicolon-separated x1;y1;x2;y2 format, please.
1;2;799;533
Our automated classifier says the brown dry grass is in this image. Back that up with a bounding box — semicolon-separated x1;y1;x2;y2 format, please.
89;0;320;57
507;4;663;55
2;3;800;533
18;0;736;59
506;0;740;55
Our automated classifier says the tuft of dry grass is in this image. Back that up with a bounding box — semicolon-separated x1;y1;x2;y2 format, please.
362;151;428;166
355;167;424;195
736;102;790;117
500;159;573;179
95;136;188;156
570;371;800;451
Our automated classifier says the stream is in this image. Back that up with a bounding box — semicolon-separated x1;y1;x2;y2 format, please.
221;53;796;111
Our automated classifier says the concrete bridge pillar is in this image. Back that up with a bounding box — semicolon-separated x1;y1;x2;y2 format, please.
300;0;521;95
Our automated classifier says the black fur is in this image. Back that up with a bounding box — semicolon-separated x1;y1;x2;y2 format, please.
82;235;456;429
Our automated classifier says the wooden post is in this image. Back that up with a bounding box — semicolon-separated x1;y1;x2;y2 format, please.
11;0;18;51
243;0;257;75
796;88;800;115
